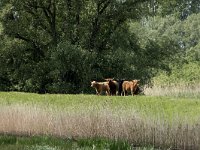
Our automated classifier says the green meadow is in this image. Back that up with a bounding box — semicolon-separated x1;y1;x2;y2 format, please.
0;92;200;149
0;92;200;121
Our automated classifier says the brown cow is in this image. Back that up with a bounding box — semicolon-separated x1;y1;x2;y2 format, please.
122;80;140;96
91;81;110;95
104;78;119;96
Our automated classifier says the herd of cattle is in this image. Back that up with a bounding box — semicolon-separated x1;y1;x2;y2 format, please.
91;78;143;96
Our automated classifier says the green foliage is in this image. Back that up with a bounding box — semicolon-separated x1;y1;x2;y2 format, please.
130;11;200;86
187;43;200;62
0;0;152;93
153;62;200;86
130;15;180;83
143;13;200;86
49;42;94;93
0;0;200;93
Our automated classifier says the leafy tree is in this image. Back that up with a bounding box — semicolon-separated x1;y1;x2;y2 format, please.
1;0;199;93
130;14;180;81
0;0;149;93
144;0;200;19
132;3;200;85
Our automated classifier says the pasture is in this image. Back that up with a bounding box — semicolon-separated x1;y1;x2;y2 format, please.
0;92;200;149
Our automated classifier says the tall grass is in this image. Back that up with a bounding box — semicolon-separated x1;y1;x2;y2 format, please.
144;83;200;98
0;93;199;150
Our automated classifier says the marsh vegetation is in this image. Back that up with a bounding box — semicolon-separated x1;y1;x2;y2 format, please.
0;92;200;149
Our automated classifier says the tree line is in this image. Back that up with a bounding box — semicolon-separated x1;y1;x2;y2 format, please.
0;0;200;93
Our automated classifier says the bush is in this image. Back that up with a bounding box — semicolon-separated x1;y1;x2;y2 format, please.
153;62;200;86
49;42;94;93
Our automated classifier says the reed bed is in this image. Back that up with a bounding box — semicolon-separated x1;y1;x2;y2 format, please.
144;83;200;98
0;103;199;149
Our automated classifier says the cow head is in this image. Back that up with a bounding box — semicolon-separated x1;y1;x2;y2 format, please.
132;80;140;87
132;79;140;84
91;81;97;87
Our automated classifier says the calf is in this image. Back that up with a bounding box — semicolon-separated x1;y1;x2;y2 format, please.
91;81;110;95
122;80;140;96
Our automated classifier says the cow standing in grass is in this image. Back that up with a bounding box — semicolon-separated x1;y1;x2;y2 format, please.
91;81;110;95
116;79;125;96
105;78;119;96
122;80;140;96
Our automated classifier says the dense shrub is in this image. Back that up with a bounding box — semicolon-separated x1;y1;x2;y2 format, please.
153;62;200;86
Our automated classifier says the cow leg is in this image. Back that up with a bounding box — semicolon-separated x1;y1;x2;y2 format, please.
131;89;135;96
131;90;133;96
114;90;117;96
96;89;101;95
111;90;115;96
95;89;98;95
123;90;126;96
106;90;110;96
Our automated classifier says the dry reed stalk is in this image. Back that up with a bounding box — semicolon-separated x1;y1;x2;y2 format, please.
0;104;199;149
144;84;200;97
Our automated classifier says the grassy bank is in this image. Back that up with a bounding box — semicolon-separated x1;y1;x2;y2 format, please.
1;135;150;150
0;92;200;149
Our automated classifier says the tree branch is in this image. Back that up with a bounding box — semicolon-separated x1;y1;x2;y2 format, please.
99;0;110;15
88;0;111;49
